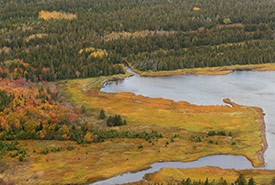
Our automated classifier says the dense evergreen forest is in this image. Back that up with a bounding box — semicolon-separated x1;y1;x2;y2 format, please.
0;0;274;80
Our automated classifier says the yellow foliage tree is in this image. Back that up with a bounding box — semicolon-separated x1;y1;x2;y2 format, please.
39;130;45;139
79;47;108;59
84;132;93;143
24;120;37;134
60;125;70;135
38;11;77;20
88;49;108;59
193;7;200;11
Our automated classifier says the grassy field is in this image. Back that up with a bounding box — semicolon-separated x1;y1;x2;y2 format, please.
61;74;266;166
2;139;191;184
0;65;272;184
1;72;257;183
132;167;275;185
1;139;273;184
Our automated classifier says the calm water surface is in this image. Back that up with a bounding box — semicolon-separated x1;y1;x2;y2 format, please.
95;70;275;184
92;155;253;185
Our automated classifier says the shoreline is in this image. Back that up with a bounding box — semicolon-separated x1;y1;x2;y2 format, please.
129;63;275;77
222;98;267;167
141;166;275;185
90;152;267;184
89;154;254;184
87;76;270;184
254;106;268;167
26;64;270;185
99;69;269;169
131;64;270;166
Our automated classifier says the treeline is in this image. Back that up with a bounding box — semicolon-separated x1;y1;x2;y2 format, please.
128;40;275;71
149;174;275;185
0;0;274;81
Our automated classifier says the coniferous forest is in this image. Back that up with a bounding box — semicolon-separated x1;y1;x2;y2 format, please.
1;0;275;184
0;0;274;81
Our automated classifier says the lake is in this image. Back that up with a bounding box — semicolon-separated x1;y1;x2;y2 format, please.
95;70;275;184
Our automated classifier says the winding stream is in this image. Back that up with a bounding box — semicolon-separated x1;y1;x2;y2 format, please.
93;69;275;184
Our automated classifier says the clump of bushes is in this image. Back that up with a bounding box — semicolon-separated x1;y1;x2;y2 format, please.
92;130;163;142
18;156;24;162
107;115;127;127
0;140;26;161
40;147;64;154
50;147;61;152
66;146;74;151
208;139;214;144
207;131;227;136
40;147;49;155
190;135;201;142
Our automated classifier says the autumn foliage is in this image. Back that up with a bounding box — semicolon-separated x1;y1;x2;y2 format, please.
38;11;77;20
0;78;79;140
79;47;108;59
193;7;200;11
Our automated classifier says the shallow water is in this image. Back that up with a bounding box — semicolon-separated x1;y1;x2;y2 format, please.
92;155;253;185
96;70;275;184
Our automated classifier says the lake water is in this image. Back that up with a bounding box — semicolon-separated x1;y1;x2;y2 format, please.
95;70;275;184
92;155;253;185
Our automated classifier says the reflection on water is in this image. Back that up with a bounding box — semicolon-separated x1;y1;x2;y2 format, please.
97;70;275;184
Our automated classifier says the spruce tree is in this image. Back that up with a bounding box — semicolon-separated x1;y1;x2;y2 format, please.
248;177;255;185
235;174;247;185
99;109;106;119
